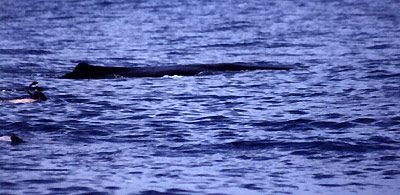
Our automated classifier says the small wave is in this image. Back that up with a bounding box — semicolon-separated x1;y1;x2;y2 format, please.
265;43;324;49
139;188;196;195
366;44;392;49
352;118;377;124
251;119;357;131
368;136;398;144
216;139;398;153
0;181;17;187
49;186;96;194
162;75;183;78
69;129;110;137
206;21;253;32
96;1;114;6
0;49;52;55
242;183;263;190
382;170;400;176
318;182;373;187
48;16;75;20
379;156;399;161
200;41;262;48
366;73;400;79
22;178;65;184
311;121;355;130
312;173;335;179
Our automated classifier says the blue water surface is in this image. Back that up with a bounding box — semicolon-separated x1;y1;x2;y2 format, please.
1;0;400;194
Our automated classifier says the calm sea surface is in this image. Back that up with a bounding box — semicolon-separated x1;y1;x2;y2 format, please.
1;0;400;194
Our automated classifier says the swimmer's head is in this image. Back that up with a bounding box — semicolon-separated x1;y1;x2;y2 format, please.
29;81;43;91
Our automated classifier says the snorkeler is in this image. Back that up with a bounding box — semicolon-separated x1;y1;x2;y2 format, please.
24;89;47;101
0;134;25;145
1;81;47;103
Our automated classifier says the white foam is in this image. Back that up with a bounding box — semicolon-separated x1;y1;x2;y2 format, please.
0;136;11;142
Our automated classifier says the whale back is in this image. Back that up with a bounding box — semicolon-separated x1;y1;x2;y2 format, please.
61;62;294;79
61;62;130;79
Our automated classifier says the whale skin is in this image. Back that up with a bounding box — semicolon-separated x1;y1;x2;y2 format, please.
61;62;293;79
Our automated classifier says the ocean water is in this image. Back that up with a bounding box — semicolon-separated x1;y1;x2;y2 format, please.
1;0;400;194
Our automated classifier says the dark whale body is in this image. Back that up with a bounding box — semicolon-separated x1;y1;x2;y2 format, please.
61;62;293;79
